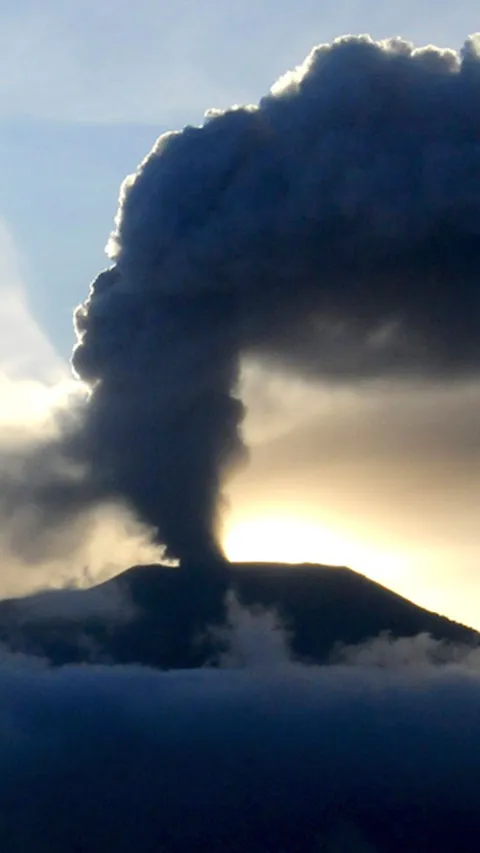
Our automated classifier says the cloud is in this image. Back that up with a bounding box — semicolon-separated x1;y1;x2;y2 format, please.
204;589;293;668
224;365;480;626
331;630;480;669
0;218;64;385
2;34;480;597
0;219;162;600
66;34;480;564
0;588;478;849
0;441;162;599
231;368;480;549
1;641;480;851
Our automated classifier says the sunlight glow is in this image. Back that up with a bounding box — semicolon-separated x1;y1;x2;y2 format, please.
222;505;480;630
0;376;76;427
223;512;408;583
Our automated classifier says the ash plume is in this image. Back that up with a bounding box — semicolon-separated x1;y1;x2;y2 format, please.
10;34;480;565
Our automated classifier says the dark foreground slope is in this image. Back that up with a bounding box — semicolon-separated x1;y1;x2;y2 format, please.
0;561;477;667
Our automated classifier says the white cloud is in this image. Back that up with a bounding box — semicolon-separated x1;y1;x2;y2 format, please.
206;590;293;669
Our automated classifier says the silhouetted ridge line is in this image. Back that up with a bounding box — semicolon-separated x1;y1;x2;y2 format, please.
0;562;476;668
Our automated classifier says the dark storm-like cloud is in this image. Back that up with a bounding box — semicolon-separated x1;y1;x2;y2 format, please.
2;651;480;852
69;34;480;561
1;34;480;567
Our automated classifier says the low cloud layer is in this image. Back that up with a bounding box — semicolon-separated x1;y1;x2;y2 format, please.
0;586;478;850
1;634;480;851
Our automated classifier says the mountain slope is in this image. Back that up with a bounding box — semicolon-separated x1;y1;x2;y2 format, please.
0;561;477;667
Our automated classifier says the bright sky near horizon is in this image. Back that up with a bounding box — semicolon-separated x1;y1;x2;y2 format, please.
0;0;479;628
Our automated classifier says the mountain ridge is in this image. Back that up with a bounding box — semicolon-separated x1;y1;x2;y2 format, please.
0;561;477;667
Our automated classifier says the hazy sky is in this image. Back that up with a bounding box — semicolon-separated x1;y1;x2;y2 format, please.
1;0;479;627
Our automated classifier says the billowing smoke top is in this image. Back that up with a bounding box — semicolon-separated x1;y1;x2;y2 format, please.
72;34;480;562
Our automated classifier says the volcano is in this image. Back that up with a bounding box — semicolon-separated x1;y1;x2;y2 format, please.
0;561;476;667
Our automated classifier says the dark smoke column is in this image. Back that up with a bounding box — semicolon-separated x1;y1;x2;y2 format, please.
73;269;245;563
71;123;257;563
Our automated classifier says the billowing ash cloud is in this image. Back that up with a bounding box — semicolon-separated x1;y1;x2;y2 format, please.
48;35;480;560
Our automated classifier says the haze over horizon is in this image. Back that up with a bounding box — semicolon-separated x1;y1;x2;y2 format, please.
0;4;479;633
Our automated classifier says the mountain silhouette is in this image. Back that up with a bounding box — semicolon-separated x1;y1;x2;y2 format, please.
0;561;476;667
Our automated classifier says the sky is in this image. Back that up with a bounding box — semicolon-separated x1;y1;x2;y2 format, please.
1;0;479;628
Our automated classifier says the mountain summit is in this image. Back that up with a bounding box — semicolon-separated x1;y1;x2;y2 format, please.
0;562;476;667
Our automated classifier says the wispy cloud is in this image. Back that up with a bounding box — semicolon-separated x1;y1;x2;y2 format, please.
0;218;64;384
0;218;162;600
